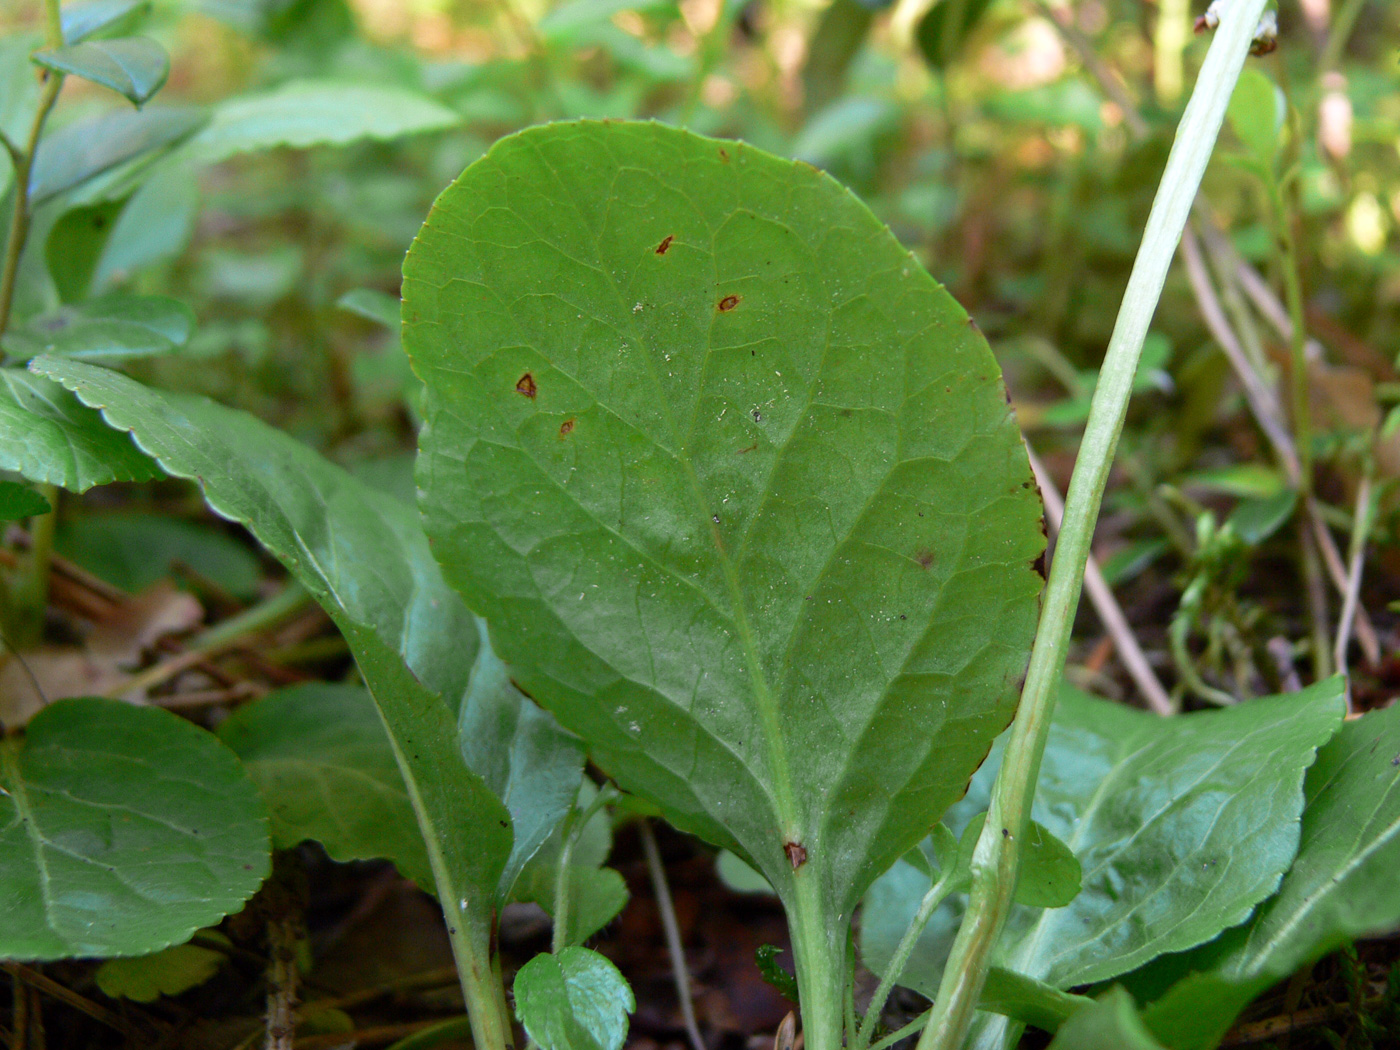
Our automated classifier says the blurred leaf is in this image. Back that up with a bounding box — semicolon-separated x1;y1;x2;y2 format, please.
5;294;194;363
337;288;400;329
29;107;206;205
1048;988;1166;1050
218;683;434;888
1227;488;1297;545
539;0;673;40
514;946;634;1050
185;80;460;164
1184;464;1286;500
1227;68;1282;166
460;618;585;903
92;164;199;290
0;480;51;521
0;370;160;491
861;680;1346;996
792;96;900;168
0;698;270;961
1098;538;1168;587
757;944;799;1003
94;942;225;1002
802;0;876;114
46;198;127;302
916;0;995;70
56;511;262;599
985;79;1105;132
33;38;170;107
61;0;151;44
717;849;775;895
1;34;42;195
1141;701;1400;1050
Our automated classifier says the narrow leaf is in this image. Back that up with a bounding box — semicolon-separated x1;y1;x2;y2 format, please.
29;107;205;205
33;38;170;107
185;80;460;164
0;698;270;961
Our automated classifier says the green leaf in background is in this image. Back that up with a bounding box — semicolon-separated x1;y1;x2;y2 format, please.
184;80;461;164
1226;487;1297;546
1046;988;1167;1050
337;288;402;330
1226;68;1282;166
33;37;171;107
979;968;1090;1034
5;294;194;363
801;0;877;114
61;0;152;44
956;813;1081;909
0;371;161;491
218;683;434;888
0;479;51;521
1140;700;1400;1050
861;680;1346;1002
461;618;586;902
56;510;262;600
28;107;206;206
756;944;799;1002
90;164;200;290
406;121;1044;1013
31;356;513;970
916;0;995;70
94;941;226;1002
717;849;775;895
514;946;635;1050
46;198;128;303
0;697;270;961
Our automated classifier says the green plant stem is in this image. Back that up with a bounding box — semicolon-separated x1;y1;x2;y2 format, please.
853;872;958;1050
0;0;65;339
787;870;847;1050
13;484;57;649
549;784;616;953
1317;0;1369;74
913;4;1267;1049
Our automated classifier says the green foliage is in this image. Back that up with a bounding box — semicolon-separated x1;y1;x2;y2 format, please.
5;293;194;363
1047;988;1166;1050
0;480;51;521
217;683;434;888
514;946;635;1050
32;37;170;106
0;698;270;960
94;940;226;1001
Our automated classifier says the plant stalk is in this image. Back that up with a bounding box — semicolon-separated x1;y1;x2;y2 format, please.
0;0;65;339
787;869;847;1050
914;4;1267;1048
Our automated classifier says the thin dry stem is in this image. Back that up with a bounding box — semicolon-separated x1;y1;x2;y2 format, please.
639;821;706;1050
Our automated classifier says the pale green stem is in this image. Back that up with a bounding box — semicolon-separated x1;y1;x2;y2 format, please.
786;870;847;1050
550;785;616;953
1317;0;1368;74
1154;0;1190;104
12;484;57;649
853;872;958;1050
914;5;1267;1049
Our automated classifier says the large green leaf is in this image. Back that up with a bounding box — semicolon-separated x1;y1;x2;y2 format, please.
861;680;1346;1002
1139;700;1400;1050
5;293;194;363
29;106;206;205
31;354;510;970
0;697;270;961
0;370;160;490
218;683;434;889
32;37;170;107
183;80;461;164
61;0;152;44
1047;988;1166;1050
514;946;634;1050
406;120;1043;1021
460;617;585;902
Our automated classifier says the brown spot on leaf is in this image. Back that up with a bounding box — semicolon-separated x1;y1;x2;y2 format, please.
915;550;935;570
784;842;807;870
516;373;537;398
719;148;730;162
737;442;758;454
718;295;741;312
656;235;674;255
559;418;575;438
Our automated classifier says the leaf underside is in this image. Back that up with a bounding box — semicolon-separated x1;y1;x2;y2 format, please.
406;120;1044;917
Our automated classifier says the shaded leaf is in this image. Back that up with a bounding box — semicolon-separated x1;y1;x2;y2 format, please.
61;0;151;44
514;946;634;1050
32;356;510;961
45;198;127;302
94;942;225;1001
718;849;775;895
33;38;170;107
460;617;585;902
861;680;1346;998
956;813;1081;909
29;107;206;205
916;0;995;70
1141;701;1400;1050
1047;988;1166;1050
980;968;1091;1033
185;80;460;164
0;480;51;521
0;698;270;960
756;944;799;1003
90;164;200;290
1226;68;1282;166
405;118;1044;992
6;294;194;363
0;370;161;491
337;288;401;329
218;683;434;889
